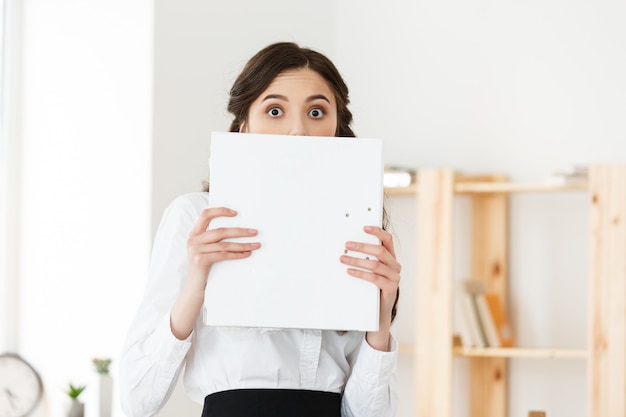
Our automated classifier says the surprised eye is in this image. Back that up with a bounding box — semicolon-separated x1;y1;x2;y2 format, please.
308;108;324;119
267;107;283;117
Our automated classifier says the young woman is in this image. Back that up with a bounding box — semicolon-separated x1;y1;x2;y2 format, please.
119;42;401;417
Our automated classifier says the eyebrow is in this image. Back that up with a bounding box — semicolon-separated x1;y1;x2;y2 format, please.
306;94;331;104
262;94;288;102
261;94;331;104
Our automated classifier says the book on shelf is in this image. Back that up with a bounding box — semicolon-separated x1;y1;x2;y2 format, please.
484;293;515;347
456;280;514;348
475;291;501;347
383;166;415;188
545;165;588;185
454;281;486;348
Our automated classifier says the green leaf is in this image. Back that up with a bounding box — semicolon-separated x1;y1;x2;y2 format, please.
67;383;86;399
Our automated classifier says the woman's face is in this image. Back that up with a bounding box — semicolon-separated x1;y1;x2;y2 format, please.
242;68;338;137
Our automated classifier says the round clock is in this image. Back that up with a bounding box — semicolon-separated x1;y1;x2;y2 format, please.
0;353;43;417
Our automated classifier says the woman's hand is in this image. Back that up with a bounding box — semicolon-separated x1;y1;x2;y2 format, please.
172;207;260;340
340;225;401;351
186;207;261;293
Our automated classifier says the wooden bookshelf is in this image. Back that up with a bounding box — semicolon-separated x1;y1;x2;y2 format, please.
453;346;588;359
389;165;626;417
384;180;588;196
400;344;587;358
454;180;588;194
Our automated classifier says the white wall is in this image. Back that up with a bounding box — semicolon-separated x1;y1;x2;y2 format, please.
13;1;153;416
333;0;625;180
152;1;626;417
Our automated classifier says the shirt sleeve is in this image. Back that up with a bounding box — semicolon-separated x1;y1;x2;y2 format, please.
341;334;399;417
119;194;204;417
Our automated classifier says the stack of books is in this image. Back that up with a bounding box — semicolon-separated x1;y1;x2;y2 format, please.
545;165;588;185
383;166;415;188
455;280;514;348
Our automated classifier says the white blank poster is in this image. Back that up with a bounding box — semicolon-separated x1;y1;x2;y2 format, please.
204;132;383;331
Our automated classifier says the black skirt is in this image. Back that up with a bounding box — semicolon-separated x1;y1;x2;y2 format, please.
201;389;341;417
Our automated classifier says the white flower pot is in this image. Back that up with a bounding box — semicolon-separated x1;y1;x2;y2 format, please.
68;400;84;417
98;374;112;417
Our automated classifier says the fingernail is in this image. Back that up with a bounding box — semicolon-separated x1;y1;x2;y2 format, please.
364;226;374;232
250;242;261;248
345;242;356;249
228;209;237;214
247;229;257;234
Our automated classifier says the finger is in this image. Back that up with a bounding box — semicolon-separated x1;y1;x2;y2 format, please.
189;249;255;267
364;225;396;258
188;242;261;269
209;249;257;260
189;207;237;236
344;267;398;295
198;227;258;244
344;241;401;273
340;255;400;285
194;241;261;254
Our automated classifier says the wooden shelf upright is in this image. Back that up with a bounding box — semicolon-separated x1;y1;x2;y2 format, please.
588;165;626;417
404;164;626;417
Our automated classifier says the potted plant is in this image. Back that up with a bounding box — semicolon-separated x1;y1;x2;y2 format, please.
92;358;112;417
92;358;111;374
66;383;86;417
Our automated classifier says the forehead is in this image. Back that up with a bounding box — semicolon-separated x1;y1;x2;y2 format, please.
262;68;335;98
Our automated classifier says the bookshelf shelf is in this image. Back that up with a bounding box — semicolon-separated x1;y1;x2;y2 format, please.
394;165;626;417
384;181;588;195
399;344;587;359
452;346;588;359
454;181;588;194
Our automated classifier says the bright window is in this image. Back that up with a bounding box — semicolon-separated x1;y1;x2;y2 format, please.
0;0;8;352
1;3;152;416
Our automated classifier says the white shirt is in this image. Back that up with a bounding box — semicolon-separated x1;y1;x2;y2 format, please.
119;193;398;417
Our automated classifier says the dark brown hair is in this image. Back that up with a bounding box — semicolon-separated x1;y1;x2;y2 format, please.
227;42;355;137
